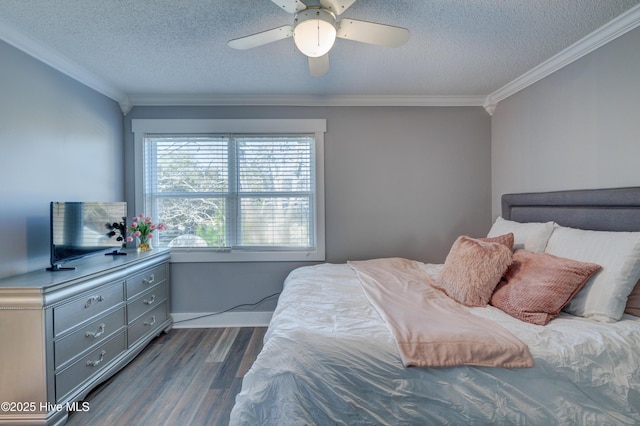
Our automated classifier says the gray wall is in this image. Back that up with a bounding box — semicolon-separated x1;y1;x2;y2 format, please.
491;26;640;217
125;105;492;313
0;40;124;278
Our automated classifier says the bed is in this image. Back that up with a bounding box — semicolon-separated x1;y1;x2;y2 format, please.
230;187;640;425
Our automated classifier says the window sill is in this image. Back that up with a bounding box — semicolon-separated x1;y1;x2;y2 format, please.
167;248;325;263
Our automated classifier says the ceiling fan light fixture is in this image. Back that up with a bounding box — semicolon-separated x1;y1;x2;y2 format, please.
294;8;337;58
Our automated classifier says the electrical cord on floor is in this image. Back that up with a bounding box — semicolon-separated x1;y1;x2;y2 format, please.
172;292;281;325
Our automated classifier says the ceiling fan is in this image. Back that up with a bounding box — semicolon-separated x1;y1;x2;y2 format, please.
228;0;410;76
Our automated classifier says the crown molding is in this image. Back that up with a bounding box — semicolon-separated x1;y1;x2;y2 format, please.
484;3;640;115
0;19;128;108
126;94;485;110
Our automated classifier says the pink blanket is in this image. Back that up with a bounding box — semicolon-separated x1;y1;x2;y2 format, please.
348;258;533;368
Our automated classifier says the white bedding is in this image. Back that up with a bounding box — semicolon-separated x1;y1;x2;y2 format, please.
230;262;640;425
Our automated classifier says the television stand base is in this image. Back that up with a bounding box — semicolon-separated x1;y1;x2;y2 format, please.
46;265;76;271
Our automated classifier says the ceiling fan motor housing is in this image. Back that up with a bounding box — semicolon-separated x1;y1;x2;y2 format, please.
294;7;337;57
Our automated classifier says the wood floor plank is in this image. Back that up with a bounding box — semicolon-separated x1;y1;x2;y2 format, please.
190;389;224;426
237;327;267;377
65;327;263;426
206;327;240;363
210;328;253;390
161;362;219;425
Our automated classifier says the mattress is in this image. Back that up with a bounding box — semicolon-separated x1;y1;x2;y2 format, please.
230;262;640;425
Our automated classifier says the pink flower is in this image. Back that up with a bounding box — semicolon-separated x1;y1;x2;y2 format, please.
126;236;133;242
127;213;167;244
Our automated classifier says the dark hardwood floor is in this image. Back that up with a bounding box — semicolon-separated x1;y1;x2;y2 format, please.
66;327;266;426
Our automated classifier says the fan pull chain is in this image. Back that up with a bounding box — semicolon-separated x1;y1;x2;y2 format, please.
317;12;321;48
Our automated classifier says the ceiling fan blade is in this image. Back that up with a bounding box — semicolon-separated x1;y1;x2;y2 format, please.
228;25;293;50
270;0;307;14
309;54;329;76
337;19;410;47
319;0;357;15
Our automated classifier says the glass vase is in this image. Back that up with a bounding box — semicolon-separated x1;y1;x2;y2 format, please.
137;235;153;252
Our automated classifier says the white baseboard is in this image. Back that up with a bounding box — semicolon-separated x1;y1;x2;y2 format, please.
171;311;273;328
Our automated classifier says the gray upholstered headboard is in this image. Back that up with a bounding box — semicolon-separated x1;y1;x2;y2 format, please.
501;187;640;232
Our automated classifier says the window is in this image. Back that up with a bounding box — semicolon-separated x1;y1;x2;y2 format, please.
132;119;325;262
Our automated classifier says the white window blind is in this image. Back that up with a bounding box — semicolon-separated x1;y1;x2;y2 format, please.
234;136;314;248
132;119;325;262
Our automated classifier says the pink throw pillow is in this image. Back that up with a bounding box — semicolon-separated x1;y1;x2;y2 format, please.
625;280;640;316
434;236;513;307
480;232;514;250
491;249;602;325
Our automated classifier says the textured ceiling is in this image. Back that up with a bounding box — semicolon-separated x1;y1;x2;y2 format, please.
1;0;639;110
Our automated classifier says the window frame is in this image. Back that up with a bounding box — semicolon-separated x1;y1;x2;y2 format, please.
132;119;326;262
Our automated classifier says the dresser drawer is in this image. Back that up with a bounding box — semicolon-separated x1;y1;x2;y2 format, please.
53;280;125;337
55;307;126;369
127;264;167;300
127;301;168;347
55;331;127;403
127;283;168;325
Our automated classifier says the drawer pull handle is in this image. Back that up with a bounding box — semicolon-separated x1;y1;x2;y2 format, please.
86;350;106;367
143;295;156;305
142;274;155;285
144;315;156;327
85;323;106;339
84;295;104;308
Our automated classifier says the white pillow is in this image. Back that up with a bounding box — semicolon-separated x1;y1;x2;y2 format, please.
487;217;555;252
544;225;640;322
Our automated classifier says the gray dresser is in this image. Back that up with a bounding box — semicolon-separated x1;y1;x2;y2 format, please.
0;248;172;425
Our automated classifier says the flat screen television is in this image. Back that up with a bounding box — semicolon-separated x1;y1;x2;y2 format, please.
47;201;128;271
